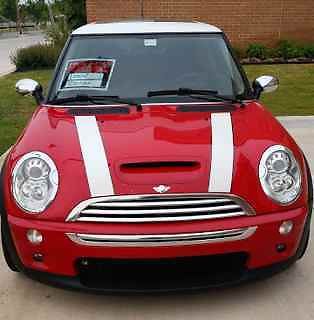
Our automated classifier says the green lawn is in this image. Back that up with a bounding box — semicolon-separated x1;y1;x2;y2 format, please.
0;69;52;154
245;64;314;116
0;65;314;154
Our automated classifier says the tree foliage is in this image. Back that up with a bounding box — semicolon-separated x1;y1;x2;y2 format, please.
52;0;86;30
21;0;48;24
0;0;86;27
0;0;17;21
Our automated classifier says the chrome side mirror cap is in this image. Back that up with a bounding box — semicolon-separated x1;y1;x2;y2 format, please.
253;75;279;99
16;79;44;104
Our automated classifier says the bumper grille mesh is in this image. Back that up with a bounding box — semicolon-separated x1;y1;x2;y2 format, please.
77;253;249;291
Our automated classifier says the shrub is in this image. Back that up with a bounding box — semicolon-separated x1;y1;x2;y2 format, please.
11;19;70;71
232;46;245;59
276;40;304;59
303;44;314;58
266;47;281;58
45;19;70;48
11;43;62;71
246;43;268;59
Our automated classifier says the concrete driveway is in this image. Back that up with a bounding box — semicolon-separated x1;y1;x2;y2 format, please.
0;31;44;76
0;117;313;320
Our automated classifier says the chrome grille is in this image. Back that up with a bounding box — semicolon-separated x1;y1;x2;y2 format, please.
67;227;257;247
66;194;254;223
66;227;257;247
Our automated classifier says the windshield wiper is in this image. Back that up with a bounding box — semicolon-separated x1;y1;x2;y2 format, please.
48;94;142;109
147;88;244;106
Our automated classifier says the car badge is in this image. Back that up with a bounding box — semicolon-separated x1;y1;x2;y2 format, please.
153;185;171;194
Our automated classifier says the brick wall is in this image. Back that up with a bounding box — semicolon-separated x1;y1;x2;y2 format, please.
86;0;314;46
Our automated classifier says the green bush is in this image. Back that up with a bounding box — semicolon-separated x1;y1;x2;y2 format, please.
266;47;281;58
243;40;314;61
11;43;62;71
303;44;314;58
11;20;70;72
246;43;268;59
276;40;304;59
232;46;245;59
45;19;70;48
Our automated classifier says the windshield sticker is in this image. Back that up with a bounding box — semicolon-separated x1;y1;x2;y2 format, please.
60;59;116;91
144;39;157;47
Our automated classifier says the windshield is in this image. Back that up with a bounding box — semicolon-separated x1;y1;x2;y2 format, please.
48;34;249;103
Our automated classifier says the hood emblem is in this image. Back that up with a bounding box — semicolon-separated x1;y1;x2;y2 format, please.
153;185;171;194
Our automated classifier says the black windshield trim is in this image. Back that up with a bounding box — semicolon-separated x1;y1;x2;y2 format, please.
177;104;236;112
67;106;130;116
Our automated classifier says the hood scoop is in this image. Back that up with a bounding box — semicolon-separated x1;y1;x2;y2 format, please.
120;161;200;174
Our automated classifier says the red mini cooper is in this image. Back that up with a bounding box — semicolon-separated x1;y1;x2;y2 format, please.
0;21;312;292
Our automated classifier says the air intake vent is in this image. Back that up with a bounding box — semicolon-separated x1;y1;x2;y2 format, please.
120;161;200;173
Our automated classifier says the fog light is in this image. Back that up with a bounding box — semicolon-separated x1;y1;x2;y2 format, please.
33;253;44;262
276;243;287;253
279;221;294;235
81;259;89;266
27;229;43;244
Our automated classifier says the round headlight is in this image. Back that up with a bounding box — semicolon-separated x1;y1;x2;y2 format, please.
12;152;59;213
259;145;301;205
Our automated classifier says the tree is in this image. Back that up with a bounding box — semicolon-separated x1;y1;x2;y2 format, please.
52;0;86;30
0;0;17;21
21;0;48;24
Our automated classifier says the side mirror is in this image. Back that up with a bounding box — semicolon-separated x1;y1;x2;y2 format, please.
252;75;279;99
16;79;44;104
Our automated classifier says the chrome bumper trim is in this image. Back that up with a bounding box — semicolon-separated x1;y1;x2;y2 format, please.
66;226;257;247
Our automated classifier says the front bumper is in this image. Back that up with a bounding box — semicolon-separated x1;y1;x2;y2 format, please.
21;253;297;293
6;205;307;291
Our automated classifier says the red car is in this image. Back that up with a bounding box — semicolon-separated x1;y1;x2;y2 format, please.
0;21;312;292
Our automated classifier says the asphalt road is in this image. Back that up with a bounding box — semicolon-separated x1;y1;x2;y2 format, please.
0;117;313;320
0;31;44;76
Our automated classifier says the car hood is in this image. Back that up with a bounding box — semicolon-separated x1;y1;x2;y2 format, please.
3;102;307;221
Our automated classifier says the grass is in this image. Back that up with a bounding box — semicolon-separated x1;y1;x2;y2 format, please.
0;64;314;154
0;70;52;154
245;64;314;116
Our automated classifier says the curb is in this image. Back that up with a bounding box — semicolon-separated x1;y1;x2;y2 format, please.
0;148;11;170
0;67;16;77
277;116;314;129
277;116;314;121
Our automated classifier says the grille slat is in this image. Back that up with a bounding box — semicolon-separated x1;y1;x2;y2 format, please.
81;204;240;215
76;212;246;223
90;198;232;208
67;194;253;223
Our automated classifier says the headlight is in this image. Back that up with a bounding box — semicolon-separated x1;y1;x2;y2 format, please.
259;145;301;205
12;152;59;213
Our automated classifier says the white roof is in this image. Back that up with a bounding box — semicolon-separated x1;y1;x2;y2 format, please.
72;21;222;35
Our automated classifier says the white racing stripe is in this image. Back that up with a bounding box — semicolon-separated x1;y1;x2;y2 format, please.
75;116;114;197
209;113;234;192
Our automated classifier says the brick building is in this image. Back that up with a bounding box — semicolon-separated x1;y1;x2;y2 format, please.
86;0;314;46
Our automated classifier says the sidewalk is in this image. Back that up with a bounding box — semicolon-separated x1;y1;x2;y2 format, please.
0;31;44;76
0;148;10;168
278;116;314;175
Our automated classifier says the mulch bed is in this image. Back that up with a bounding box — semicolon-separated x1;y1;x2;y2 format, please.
240;57;314;65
